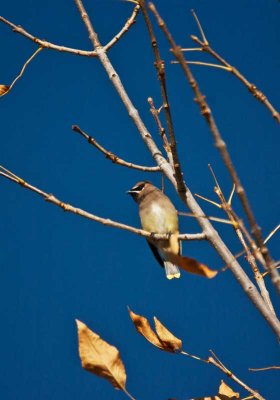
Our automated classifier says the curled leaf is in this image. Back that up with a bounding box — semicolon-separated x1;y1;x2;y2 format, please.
0;85;10;96
76;319;126;390
168;253;217;279
128;308;182;352
154;317;182;352
128;308;165;350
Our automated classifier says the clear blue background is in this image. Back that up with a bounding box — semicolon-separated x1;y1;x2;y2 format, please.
0;1;279;399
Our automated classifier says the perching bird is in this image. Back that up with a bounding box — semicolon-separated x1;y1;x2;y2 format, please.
127;181;217;280
128;180;180;279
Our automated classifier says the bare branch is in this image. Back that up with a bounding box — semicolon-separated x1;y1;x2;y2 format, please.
171;60;231;71
191;34;280;124
149;2;280;296
181;349;265;400
0;4;139;57
0;165;204;242
0;47;43;97
208;350;265;400
139;0;186;194
72;125;160;172
209;168;276;315
190;10;280;123
148;2;280;339
104;4;140;52
249;366;280;372
147;97;173;164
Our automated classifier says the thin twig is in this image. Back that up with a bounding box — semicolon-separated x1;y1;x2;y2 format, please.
147;97;173;165
72;125;160;172
209;167;275;314
249;366;280;372
178;211;234;226
150;3;280;296
149;2;280;339
190;38;280;123
0;5;139;57
181;349;265;400
0;47;43;97
264;224;280;245
171;60;231;71
208;350;265;400
139;0;186;194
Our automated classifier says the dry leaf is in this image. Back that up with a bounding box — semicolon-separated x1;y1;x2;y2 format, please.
192;380;240;400
0;85;10;96
153;317;182;352
128;308;182;352
168;253;217;279
218;380;239;399
76;319;126;390
128;308;165;350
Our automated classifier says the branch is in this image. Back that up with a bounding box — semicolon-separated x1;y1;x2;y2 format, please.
148;2;280;339
139;0;185;194
149;3;280;296
206;168;275;314
182;349;265;400
71;0;280;339
0;165;204;242
0;4;139;57
72;125;160;172
0;47;43;97
147;97;173;165
249;366;280;372
190;24;280;123
207;351;265;400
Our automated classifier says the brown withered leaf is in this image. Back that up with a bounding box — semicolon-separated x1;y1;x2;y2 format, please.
128;308;182;352
192;380;240;400
76;319;126;390
128;308;165;350
0;85;10;96
218;381;239;399
153;317;182;352
168;253;217;279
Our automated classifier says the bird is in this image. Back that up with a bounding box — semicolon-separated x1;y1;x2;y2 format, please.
127;180;180;279
127;181;217;280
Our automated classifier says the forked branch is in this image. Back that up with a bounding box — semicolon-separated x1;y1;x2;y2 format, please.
0;4;140;57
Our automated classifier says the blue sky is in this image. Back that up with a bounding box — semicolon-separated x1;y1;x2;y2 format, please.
0;1;279;399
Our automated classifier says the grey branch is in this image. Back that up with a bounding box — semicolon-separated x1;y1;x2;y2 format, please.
72;125;160;172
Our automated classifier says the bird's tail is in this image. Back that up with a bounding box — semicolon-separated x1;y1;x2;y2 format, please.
164;261;181;280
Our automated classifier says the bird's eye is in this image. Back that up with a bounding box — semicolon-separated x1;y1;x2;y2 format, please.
133;183;145;192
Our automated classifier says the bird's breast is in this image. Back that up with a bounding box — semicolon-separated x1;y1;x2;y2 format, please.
140;202;178;233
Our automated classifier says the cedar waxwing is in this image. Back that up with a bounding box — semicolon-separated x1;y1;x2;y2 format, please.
128;181;217;280
128;180;181;279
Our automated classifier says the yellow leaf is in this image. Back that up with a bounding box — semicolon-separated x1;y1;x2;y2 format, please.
192;380;240;399
0;85;10;96
218;380;240;399
168;253;217;279
76;319;127;390
128;308;182;352
153;317;182;352
128;308;165;350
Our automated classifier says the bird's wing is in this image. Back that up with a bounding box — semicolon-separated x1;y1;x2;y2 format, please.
146;240;164;268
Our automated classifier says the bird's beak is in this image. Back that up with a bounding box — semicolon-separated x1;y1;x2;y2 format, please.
126;190;133;195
